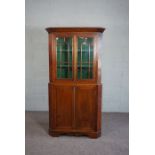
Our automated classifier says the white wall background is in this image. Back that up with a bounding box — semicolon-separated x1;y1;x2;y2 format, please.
25;0;129;112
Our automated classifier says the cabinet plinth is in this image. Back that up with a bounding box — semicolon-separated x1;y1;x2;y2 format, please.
46;27;105;138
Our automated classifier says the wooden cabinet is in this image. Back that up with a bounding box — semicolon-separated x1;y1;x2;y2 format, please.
46;27;105;138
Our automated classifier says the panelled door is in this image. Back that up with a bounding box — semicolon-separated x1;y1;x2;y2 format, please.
50;85;74;129
75;85;97;130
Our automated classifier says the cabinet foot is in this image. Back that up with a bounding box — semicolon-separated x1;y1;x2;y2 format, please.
87;131;101;139
49;130;60;137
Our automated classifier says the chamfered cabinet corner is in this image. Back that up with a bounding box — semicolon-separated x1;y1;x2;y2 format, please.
46;27;105;138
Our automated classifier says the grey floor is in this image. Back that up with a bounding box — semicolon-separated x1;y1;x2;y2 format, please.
26;112;129;155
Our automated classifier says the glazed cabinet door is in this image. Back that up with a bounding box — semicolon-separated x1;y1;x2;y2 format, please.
51;34;74;82
75;85;97;131
49;84;74;129
76;34;97;82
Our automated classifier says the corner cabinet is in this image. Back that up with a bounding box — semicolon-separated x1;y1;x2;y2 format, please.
46;27;105;138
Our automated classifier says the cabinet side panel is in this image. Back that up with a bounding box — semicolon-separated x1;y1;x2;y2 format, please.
48;83;51;128
75;85;97;131
97;84;102;133
48;83;55;129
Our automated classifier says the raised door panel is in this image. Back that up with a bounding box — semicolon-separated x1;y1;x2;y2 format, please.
51;85;74;129
75;85;97;131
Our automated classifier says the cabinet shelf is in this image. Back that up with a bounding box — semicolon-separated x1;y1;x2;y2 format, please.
57;50;93;53
78;50;93;52
78;61;93;63
57;65;72;68
57;50;72;52
77;66;93;68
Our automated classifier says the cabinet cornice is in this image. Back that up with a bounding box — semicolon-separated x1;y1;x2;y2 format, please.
46;27;105;33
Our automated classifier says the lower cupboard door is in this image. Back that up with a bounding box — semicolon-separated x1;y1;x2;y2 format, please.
51;85;74;129
75;85;97;131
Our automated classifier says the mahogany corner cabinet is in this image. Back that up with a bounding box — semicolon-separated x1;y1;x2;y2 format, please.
46;27;105;138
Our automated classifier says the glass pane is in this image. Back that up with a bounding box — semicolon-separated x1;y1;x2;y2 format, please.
56;37;72;79
77;37;94;79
